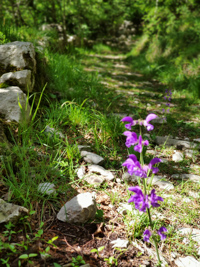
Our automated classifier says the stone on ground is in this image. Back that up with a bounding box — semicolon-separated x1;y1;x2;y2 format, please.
0;41;36;73
57;192;97;223
175;256;200;267
172;151;184;162
80;151;104;165
147;176;174;191
0;86;30;123
0;70;34;93
171;174;200;183
0;199;28;223
110;238;129;248
38;183;56;195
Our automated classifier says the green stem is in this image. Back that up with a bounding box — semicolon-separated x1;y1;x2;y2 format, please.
143;179;161;265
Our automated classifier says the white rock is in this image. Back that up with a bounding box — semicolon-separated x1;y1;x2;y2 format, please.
117;203;133;215
84;174;105;185
0;41;36;73
147;176;174;191
154;136;196;149
77;145;91;152
57;193;97;223
80;151;104;165
38;183;56;195
183;197;191;203
76;166;86;179
193;138;200;143
0;86;30;123
171;174;200;183
110;238;129;248
122;172;137;182
0;70;33;93
45;125;65;138
188;191;199;198
175;256;200;267
172;151;184;162
0;199;28;223
88;165;114;181
178;228;200;245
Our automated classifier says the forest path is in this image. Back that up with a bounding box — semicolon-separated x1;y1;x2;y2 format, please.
80;51;200;140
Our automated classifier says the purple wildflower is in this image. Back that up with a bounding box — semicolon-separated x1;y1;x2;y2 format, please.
121;116;135;130
143;114;157;131
128;186;150;212
121;114;157;131
143;229;152;242
123;131;138;148
122;155;162;178
123;132;149;152
122;154;148;178
149;189;163;207
157;227;167;240
128;186;163;212
148;157;162;174
134;135;149;153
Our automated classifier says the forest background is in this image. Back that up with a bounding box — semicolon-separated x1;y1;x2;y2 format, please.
1;0;200;98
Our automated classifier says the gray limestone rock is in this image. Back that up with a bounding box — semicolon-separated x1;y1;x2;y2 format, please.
122;172;137;182
0;70;34;93
77;165;114;184
80;151;104;165
45;125;65;139
0;199;28;223
178;228;200;244
77;145;91;152
153;136;197;150
57;192;97;223
84;174;105;185
0;41;36;73
147;176;174;191
175;256;200;267
171;174;200;183
0;86;30;123
38;183;56;195
110;238;129;248
172;151;184;162
87;165;114;181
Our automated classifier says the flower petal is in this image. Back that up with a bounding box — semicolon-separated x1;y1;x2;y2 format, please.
121;116;134;130
143;229;152;242
145;114;157;123
149;157;162;169
157;226;167;240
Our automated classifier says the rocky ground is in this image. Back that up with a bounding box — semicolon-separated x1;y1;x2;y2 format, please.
1;51;200;267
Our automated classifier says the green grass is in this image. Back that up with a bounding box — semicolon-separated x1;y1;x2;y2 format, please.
1;29;200;266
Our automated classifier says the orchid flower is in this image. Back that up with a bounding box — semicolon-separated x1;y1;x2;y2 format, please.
121;114;157;131
143;229;152;242
157;226;167;240
122;155;162;178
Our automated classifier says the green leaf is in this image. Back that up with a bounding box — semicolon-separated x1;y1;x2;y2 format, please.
19;254;29;259
98;246;105;252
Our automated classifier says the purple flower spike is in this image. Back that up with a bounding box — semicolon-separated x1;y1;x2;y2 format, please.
134;135;149;153
157;227;167;240
149;189;163;207
121;116;135;130
128;186;150;212
143;229;152;242
143;114;157;131
123;131;138;148
148;158;162;174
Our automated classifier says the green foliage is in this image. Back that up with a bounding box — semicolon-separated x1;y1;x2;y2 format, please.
129;1;200;98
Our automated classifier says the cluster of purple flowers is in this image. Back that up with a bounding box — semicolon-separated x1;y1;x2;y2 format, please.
121;114;167;243
162;89;172;117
